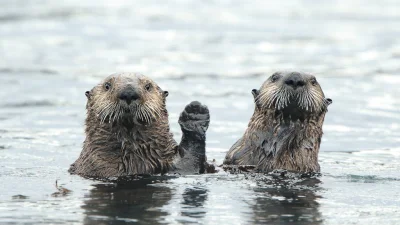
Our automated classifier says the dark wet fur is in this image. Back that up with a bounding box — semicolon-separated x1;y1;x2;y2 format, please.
224;72;331;173
69;73;210;179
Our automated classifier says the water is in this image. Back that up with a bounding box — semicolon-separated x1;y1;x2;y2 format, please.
1;0;400;224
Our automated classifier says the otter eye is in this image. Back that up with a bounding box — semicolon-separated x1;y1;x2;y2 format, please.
104;82;112;91
145;83;152;91
311;78;318;86
271;74;280;82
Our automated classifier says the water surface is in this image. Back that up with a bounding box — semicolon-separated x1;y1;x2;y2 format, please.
1;0;400;224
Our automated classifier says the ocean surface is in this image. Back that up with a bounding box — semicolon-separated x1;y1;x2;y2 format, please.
1;0;400;224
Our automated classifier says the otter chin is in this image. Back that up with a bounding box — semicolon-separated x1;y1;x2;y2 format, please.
224;71;332;173
69;72;211;179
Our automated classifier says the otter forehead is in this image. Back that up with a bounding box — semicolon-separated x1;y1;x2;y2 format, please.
102;72;153;86
262;71;316;87
278;71;313;78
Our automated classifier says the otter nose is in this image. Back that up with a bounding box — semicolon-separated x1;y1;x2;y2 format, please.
284;73;305;89
118;90;140;105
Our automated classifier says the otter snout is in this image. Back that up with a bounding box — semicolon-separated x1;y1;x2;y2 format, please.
118;89;140;105
284;72;305;89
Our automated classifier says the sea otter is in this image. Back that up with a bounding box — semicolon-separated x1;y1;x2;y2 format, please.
69;72;210;179
224;71;332;173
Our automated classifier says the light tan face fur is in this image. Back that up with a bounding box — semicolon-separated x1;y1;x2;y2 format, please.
87;73;166;124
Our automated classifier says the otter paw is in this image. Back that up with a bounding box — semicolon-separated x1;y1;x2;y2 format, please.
179;101;210;136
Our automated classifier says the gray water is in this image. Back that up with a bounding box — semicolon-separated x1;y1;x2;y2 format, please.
1;0;400;224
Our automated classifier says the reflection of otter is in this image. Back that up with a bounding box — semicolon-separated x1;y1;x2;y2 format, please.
224;72;332;173
69;73;210;179
81;179;209;225
180;187;208;220
249;177;322;224
81;178;173;225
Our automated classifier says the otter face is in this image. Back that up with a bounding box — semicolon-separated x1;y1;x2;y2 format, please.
87;73;167;124
254;72;331;119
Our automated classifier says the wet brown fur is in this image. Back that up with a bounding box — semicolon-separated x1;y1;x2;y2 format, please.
69;73;179;178
224;72;331;173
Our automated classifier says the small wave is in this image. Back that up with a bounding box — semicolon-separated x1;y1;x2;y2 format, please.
346;174;400;183
0;9;84;23
3;100;56;108
188;90;249;98
12;137;34;140
11;195;29;200
326;174;400;183
0;145;10;150
0;68;58;75
159;72;267;80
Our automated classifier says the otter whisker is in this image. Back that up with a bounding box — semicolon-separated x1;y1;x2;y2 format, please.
301;89;311;111
283;87;290;107
141;105;149;123
140;106;148;123
144;103;155;118
105;103;113;123
104;105;113;123
141;105;150;123
309;89;324;112
276;87;290;110
258;85;280;109
276;89;283;110
308;93;317;112
96;101;112;123
274;87;283;107
136;104;142;121
142;106;149;123
140;104;152;123
299;89;307;111
112;104;121;123
107;103;118;122
100;106;112;124
263;86;279;109
147;101;162;120
98;102;112;116
147;103;158;121
135;105;141;121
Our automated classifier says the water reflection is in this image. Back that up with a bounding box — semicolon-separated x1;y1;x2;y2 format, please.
81;178;173;225
248;176;322;224
179;187;208;222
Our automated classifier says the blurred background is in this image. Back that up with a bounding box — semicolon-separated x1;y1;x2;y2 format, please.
1;0;400;224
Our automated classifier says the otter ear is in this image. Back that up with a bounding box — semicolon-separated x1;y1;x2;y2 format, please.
163;91;169;97
85;91;91;99
251;89;259;99
326;98;333;106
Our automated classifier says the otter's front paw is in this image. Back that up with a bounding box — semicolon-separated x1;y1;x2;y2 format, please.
179;101;210;136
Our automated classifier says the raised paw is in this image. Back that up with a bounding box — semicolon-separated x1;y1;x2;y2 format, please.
178;101;210;137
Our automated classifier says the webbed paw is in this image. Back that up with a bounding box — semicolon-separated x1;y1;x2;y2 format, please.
179;101;210;137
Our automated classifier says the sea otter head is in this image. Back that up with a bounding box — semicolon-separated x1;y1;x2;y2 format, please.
223;72;332;173
253;71;332;121
85;72;168;125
